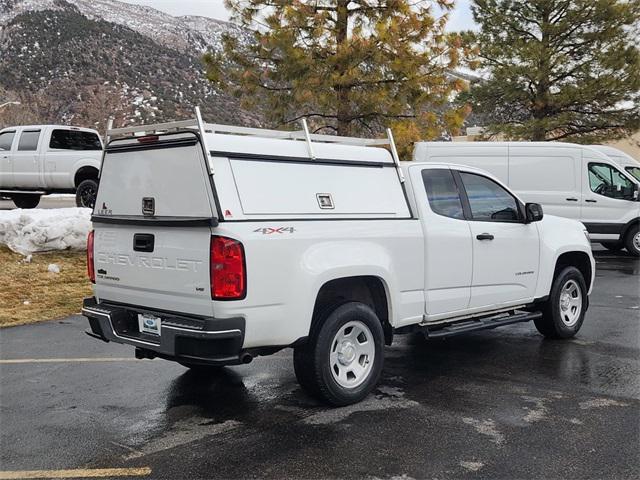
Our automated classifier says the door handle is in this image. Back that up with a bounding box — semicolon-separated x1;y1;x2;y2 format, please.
566;197;578;202
476;233;494;241
585;199;597;203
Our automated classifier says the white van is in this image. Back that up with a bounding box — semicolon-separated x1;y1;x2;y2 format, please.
413;142;640;256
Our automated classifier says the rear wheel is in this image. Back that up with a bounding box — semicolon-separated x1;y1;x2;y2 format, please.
75;178;98;208
11;193;41;209
623;225;640;257
600;241;624;252
534;266;587;339
294;302;384;406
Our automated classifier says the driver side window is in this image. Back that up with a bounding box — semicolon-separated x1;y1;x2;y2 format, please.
459;172;521;222
588;163;634;200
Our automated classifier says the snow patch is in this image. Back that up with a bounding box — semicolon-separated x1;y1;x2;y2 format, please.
460;461;484;472
0;208;92;255
462;417;505;445
47;263;60;274
303;393;418;425
579;398;629;410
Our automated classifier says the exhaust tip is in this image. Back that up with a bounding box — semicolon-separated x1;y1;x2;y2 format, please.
241;353;253;364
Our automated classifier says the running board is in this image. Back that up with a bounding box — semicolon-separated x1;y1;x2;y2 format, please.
424;311;542;339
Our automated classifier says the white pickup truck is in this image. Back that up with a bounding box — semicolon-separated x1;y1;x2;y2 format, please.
82;110;595;406
0;125;103;208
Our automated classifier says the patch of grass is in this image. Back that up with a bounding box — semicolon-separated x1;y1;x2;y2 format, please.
0;246;91;327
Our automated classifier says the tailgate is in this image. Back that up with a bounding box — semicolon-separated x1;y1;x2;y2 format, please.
92;132;218;316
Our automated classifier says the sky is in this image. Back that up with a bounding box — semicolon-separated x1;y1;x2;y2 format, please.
122;0;477;31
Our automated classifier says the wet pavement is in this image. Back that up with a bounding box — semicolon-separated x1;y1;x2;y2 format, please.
1;249;638;479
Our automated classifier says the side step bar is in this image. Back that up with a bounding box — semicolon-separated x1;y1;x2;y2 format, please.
424;311;542;339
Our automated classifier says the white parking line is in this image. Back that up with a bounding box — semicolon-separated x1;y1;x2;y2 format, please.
0;358;140;364
0;467;151;479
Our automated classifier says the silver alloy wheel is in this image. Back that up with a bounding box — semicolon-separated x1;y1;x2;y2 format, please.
559;279;582;327
329;320;375;389
633;231;640;252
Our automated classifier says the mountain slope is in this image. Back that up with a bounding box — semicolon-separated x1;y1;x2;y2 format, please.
0;0;260;129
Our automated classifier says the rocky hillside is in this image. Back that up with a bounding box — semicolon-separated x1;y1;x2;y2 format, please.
0;0;261;130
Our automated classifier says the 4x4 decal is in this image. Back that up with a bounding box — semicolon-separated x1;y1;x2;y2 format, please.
253;227;295;235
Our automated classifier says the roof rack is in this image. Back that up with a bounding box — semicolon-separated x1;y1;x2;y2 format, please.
104;107;405;182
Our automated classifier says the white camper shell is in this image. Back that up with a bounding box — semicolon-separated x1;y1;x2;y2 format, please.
413;142;640;255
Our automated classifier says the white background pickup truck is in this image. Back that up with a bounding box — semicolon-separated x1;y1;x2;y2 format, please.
0;125;103;208
83;112;595;406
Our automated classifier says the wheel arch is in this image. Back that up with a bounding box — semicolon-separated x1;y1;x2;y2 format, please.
553;251;593;292
74;165;99;187
310;275;393;345
621;217;639;240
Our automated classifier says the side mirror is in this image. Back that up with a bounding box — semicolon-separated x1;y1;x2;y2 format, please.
525;203;544;223
634;183;640;201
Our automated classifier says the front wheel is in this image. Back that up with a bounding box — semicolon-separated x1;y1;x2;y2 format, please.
534;266;588;339
294;302;384;406
75;178;98;208
12;193;41;209
623;225;640;257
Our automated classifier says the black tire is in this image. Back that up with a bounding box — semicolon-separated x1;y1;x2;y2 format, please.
293;302;384;406
12;193;41;209
623;225;640;257
75;178;98;208
600;241;624;252
534;266;588;339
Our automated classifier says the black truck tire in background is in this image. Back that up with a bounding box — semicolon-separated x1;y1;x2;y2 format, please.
75;178;99;209
11;193;41;209
600;241;624;252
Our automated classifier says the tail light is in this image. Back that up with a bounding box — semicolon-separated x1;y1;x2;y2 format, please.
87;230;95;283
210;236;246;300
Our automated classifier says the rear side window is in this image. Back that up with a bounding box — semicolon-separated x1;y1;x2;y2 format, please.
0;131;15;151
421;169;464;219
17;130;40;151
460;172;520;222
624;166;640;182
49;129;102;150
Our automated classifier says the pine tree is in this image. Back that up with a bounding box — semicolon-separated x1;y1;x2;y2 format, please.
204;0;473;155
464;0;640;142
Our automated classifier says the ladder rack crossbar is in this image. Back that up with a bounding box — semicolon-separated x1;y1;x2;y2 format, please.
104;108;396;154
204;123;390;147
107;119;199;139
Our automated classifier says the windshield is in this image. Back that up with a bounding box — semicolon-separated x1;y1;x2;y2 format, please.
625;166;640;182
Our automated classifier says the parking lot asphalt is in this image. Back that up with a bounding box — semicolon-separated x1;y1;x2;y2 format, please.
1;249;638;479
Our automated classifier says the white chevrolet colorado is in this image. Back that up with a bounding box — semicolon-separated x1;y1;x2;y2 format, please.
0;125;103;208
83;109;595;406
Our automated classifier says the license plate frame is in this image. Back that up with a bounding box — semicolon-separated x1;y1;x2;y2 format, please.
138;313;161;336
